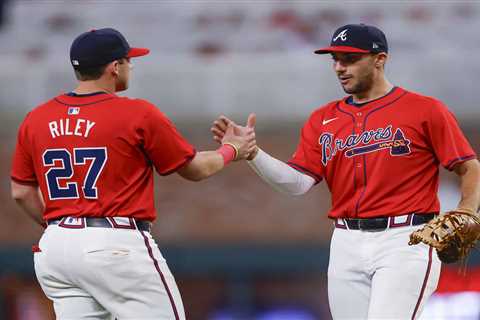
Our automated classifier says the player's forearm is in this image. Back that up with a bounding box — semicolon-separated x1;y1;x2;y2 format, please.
247;148;315;195
177;151;225;181
11;182;45;226
454;159;480;214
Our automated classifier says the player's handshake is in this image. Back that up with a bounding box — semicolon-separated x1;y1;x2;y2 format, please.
212;113;259;160
219;119;257;161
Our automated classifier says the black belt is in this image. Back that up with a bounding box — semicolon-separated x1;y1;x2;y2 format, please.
336;213;436;232
47;217;151;232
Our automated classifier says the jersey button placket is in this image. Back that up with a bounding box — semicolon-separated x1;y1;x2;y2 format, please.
353;110;365;215
356;112;363;128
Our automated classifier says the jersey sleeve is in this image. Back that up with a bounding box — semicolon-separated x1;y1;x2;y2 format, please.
287;114;324;183
11;114;38;185
426;100;476;170
138;102;196;175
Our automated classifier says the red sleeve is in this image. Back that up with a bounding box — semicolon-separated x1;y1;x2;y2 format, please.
426;100;476;170
11;114;38;185
138;102;196;175
287;115;324;183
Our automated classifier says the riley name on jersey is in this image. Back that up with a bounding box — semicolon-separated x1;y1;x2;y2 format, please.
48;118;96;139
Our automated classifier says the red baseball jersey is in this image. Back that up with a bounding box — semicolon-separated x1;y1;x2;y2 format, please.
11;92;196;221
288;87;476;219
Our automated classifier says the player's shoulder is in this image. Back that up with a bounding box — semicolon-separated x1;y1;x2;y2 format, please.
308;99;342;120
402;89;447;110
29;96;59;113
116;96;172;124
117;96;157;109
21;96;60;122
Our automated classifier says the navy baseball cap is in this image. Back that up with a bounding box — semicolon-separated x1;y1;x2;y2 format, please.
315;23;388;54
70;28;150;69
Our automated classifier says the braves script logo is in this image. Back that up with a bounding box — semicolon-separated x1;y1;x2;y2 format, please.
318;125;411;165
333;29;348;42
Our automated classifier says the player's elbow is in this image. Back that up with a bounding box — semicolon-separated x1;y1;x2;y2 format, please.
11;190;22;201
10;181;34;201
273;183;310;196
180;172;207;182
287;188;309;196
11;183;24;201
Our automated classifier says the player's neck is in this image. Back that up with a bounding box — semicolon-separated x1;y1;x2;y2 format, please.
351;78;393;104
73;80;116;95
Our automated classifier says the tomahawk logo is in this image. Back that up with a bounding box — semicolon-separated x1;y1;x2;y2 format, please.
333;29;348;42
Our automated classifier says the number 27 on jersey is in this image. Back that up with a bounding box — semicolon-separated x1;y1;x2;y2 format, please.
42;147;107;200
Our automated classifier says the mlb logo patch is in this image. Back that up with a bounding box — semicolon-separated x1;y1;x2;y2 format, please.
68;107;80;115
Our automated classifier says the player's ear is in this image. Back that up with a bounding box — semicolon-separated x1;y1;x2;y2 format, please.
375;53;388;68
108;60;120;76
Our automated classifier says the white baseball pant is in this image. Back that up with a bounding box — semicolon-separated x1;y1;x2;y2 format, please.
328;224;441;319
34;222;185;320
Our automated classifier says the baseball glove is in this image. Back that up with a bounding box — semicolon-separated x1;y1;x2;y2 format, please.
409;209;480;264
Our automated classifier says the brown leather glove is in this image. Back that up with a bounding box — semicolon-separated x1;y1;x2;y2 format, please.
409;209;480;264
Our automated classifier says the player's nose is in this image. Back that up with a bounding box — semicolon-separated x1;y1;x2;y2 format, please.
334;60;347;73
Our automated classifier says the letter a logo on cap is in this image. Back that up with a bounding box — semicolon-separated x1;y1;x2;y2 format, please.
333;29;348;42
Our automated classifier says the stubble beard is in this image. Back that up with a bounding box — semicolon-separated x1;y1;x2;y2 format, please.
341;71;374;96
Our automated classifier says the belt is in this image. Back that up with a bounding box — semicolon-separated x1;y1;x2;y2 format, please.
47;217;151;232
334;213;436;232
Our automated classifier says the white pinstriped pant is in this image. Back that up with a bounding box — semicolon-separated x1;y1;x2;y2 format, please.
34;224;185;319
328;225;441;320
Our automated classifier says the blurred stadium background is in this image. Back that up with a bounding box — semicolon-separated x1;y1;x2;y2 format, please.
0;1;479;319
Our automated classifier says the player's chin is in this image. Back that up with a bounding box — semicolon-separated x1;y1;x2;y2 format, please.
340;80;360;94
340;84;354;94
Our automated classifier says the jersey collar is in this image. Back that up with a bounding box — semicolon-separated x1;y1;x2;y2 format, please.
66;91;108;97
340;87;405;112
55;91;117;106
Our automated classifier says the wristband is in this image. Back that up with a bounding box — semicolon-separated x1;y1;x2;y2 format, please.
222;143;239;160
217;143;237;165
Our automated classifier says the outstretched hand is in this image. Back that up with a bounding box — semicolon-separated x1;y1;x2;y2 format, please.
211;113;258;160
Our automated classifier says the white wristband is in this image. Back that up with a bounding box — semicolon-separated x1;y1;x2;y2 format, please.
247;148;315;195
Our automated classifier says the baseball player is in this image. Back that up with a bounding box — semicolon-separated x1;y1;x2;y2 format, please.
212;24;480;319
10;28;255;319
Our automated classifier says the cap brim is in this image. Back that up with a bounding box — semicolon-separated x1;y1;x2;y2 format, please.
127;47;150;57
314;46;370;54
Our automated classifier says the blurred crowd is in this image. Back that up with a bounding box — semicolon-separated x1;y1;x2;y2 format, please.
0;1;478;60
